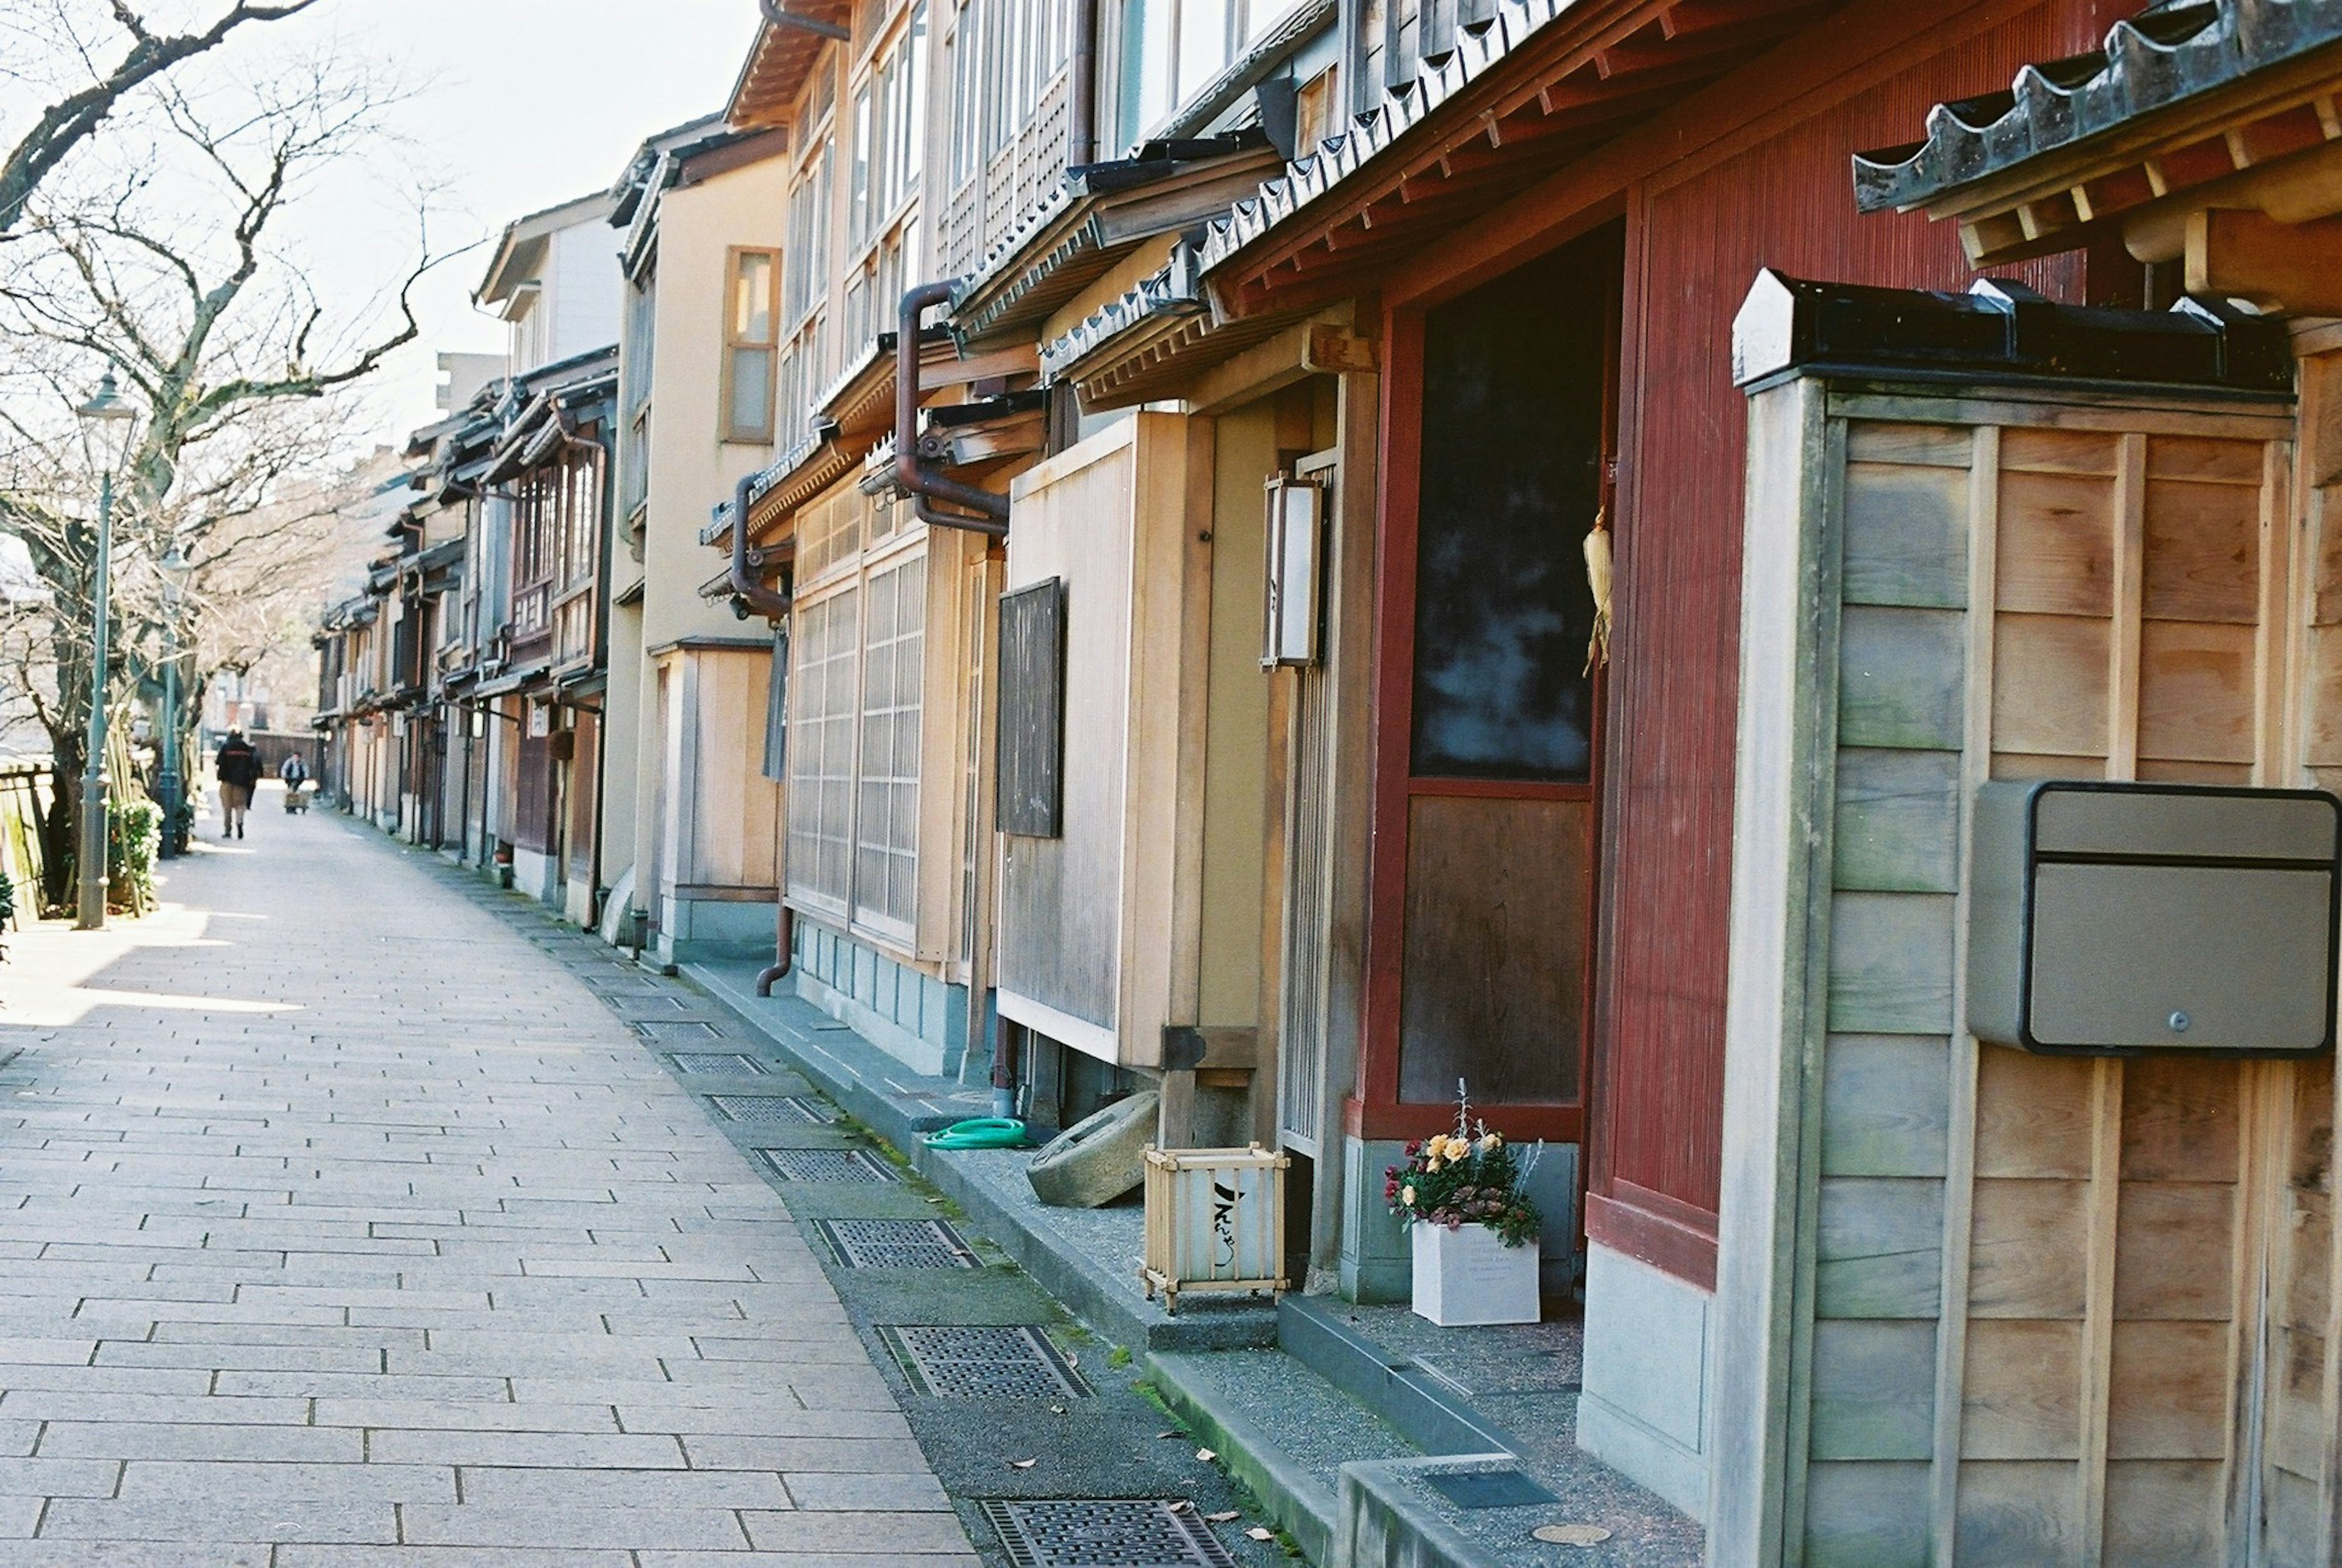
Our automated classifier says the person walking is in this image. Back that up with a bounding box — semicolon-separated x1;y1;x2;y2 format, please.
279;751;309;813
215;730;261;840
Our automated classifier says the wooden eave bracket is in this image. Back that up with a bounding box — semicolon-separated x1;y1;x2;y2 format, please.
1935;81;2342;266
1301;324;1378;373
2185;207;2342;315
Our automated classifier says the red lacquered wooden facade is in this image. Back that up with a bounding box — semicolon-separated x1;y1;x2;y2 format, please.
1319;0;2143;1291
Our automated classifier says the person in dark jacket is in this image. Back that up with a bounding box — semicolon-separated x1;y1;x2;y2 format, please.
215;731;261;840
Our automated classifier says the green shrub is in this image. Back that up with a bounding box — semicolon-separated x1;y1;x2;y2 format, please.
107;798;161;915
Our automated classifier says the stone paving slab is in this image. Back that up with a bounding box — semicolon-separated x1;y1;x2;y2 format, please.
0;818;981;1563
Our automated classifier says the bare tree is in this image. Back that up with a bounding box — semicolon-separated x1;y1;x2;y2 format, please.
0;0;324;235
0;46;454;909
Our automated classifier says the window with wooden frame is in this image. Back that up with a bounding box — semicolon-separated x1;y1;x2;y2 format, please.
1111;0;1298;150
621;267;656;523
785;495;935;950
723;247;780;443
775;137;834;451
788;585;859;917
843;5;928;353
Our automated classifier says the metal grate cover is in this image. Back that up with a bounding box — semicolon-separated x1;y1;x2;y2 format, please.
714;1095;832;1124
634;1020;721;1044
668;1053;767;1075
979;1499;1236;1568
817;1218;978;1270
758;1147;897;1183
882;1325;1089;1399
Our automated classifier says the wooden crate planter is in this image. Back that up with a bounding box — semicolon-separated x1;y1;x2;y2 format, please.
1139;1145;1288;1314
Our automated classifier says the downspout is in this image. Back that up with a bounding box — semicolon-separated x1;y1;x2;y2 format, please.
894;282;1010;539
729;473;793;620
1068;0;1098;169
757;0;848;41
757;908;795;996
728;469;797;997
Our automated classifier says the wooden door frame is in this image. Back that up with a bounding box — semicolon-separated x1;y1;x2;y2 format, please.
1349;226;1623;1148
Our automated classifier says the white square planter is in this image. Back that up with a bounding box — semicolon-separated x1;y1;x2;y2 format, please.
1409;1222;1541;1326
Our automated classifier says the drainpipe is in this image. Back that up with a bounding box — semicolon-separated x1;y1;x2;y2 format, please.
1068;0;1098;168
895;282;1010;539
728;469;795;997
728;474;793;621
756;907;795;996
757;0;848;41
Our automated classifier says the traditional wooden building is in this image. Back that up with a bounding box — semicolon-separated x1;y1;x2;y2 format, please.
598;115;795;963
1703;5;2342;1563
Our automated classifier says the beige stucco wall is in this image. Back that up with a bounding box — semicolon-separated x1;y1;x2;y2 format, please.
605;146;793;946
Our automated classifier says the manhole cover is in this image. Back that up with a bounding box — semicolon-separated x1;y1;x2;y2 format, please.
817;1218;978;1269
668;1054;767;1075
634;1020;721;1043
882;1325;1089;1398
1424;1468;1558;1509
1533;1523;1614;1546
979;1499;1235;1568
714;1095;831;1123
758;1148;896;1183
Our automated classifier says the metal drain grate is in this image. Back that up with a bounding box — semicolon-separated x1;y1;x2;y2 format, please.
758;1148;897;1183
634;1020;722;1044
816;1218;978;1269
881;1325;1089;1399
668;1054;767;1075
979;1499;1236;1568
713;1095;831;1123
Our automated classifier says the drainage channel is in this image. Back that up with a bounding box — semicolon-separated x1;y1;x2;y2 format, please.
677;1078;1298;1566
434;888;1299;1568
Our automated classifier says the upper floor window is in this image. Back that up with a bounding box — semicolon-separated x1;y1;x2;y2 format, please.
723;247;781;443
1115;0;1295;149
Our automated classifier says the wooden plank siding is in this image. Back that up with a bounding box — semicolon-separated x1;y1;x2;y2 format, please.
1722;377;2325;1567
1587;0;2127;1278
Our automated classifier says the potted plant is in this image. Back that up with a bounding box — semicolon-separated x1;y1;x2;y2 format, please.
1386;1086;1542;1326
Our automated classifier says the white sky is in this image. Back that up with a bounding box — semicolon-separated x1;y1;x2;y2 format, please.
245;0;763;442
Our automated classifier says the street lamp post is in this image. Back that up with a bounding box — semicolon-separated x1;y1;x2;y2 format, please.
74;370;138;931
157;546;191;860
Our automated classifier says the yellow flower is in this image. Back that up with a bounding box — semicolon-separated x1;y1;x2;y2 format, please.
1423;1154;1442;1173
1401;1184;1416;1206
1480;1132;1503;1151
1446;1136;1472;1161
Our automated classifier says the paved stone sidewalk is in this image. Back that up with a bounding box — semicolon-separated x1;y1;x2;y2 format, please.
0;807;979;1566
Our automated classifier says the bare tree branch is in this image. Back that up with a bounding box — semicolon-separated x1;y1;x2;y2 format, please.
0;0;323;234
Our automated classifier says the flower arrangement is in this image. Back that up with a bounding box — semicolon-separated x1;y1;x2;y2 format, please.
1385;1084;1541;1247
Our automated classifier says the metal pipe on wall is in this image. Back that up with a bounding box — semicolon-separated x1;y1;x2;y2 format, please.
893;282;1010;536
1068;0;1098;168
756;0;848;41
756;906;795;995
728;474;793;621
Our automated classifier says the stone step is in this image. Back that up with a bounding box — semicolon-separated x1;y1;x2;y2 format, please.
1148;1346;1420;1568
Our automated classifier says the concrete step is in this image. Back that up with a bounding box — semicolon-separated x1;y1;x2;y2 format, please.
687;959;1278;1353
1149;1347;1422;1567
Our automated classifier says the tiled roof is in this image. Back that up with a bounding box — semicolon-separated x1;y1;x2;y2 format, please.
1853;0;2342;214
948;137;1280;345
1037;251;1209;385
1196;0;1577;275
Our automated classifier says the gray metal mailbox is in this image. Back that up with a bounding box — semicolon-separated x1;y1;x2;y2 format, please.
1967;780;2342;1057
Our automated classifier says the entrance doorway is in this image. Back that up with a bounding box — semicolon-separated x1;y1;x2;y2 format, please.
1363;220;1623;1154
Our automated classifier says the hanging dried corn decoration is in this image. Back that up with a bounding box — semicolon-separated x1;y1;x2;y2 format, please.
1583;506;1613;674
